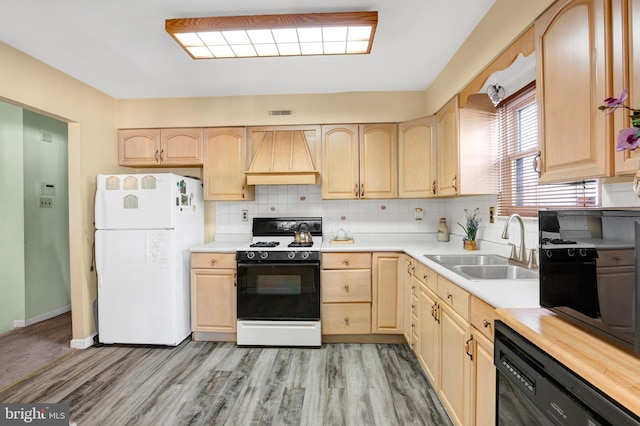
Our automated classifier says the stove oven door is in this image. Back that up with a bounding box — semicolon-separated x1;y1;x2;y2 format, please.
237;261;320;320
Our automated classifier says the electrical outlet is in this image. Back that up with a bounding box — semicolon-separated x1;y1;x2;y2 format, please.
39;197;53;208
241;210;249;222
414;207;423;221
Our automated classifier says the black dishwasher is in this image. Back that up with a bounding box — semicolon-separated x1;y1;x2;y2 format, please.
494;320;639;425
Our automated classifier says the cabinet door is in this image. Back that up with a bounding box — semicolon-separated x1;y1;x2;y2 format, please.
417;280;439;387
359;123;398;199
321;125;360;199
438;302;471;426
471;330;496;426
160;128;203;166
118;129;161;166
191;268;236;332
436;97;459;196
614;0;640;174
372;252;402;334
399;116;437;198
536;0;612;182
203;127;254;201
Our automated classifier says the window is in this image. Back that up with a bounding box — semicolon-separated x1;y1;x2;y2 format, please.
497;83;598;217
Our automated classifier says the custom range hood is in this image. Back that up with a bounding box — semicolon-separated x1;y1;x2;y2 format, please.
245;127;320;185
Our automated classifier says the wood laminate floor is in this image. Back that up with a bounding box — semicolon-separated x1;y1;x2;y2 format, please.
0;340;452;426
0;312;74;391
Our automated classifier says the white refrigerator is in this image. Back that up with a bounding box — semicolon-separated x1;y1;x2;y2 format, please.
94;173;204;345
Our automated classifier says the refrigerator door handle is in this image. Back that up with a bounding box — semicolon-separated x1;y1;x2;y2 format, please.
95;231;105;287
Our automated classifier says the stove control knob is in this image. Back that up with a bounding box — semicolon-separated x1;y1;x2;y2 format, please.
567;248;575;257
246;251;255;260
287;251;296;259
300;251;310;259
545;250;553;258
260;251;269;259
579;248;587;257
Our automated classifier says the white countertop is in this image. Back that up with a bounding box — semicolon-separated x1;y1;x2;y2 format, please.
190;233;540;310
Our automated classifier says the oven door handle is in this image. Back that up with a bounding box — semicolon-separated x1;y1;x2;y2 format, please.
237;262;320;268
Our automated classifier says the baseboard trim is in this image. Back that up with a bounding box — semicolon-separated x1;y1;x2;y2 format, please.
13;305;71;328
70;333;97;349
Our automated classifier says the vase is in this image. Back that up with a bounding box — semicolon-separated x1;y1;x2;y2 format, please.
464;240;477;251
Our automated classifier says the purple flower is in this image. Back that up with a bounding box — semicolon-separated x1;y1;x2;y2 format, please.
616;127;640;151
604;89;628;108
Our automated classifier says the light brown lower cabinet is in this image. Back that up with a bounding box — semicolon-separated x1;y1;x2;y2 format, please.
372;252;402;334
470;329;495;426
321;252;372;335
407;257;499;426
190;253;237;333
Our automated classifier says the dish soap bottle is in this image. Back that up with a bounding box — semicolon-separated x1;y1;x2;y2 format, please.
437;218;450;242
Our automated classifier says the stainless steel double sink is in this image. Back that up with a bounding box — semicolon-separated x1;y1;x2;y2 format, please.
424;254;539;281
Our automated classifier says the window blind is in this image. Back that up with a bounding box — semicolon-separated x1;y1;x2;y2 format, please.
497;83;599;217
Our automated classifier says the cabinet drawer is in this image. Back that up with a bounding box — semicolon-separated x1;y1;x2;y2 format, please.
321;270;371;302
322;252;372;269
322;303;371;334
437;275;470;320
416;262;437;292
596;249;634;267
470;296;496;341
191;253;236;269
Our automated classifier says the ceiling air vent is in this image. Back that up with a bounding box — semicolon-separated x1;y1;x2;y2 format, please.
268;109;294;116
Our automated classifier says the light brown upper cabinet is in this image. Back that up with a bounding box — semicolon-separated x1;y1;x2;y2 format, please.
536;0;613;182
321;123;398;199
118;128;204;167
399;116;437;198
614;0;640;175
436;95;497;197
203;127;254;201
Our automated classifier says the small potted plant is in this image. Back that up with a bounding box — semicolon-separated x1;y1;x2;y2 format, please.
458;208;480;250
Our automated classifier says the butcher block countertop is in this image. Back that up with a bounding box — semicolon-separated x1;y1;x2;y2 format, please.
496;308;640;418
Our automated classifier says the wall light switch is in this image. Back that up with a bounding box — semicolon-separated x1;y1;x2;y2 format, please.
414;207;424;221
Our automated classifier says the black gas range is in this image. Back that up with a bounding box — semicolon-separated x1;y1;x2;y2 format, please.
235;217;323;347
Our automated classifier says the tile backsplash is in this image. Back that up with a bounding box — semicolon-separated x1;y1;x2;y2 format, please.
213;180;638;251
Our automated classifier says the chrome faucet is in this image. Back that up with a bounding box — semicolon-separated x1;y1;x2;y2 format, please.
501;214;537;268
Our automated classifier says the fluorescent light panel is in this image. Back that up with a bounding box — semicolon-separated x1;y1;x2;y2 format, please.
166;11;377;59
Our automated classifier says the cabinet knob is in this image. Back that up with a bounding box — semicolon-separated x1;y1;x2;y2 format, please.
344;317;349;324
423;274;428;280
483;319;490;328
411;285;416;290
210;258;216;264
344;284;350;291
360;184;364;197
343;259;350;265
354;184;359;197
447;292;452;300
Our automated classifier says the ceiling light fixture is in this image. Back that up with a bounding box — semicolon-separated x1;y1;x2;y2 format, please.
166;11;378;59
487;81;506;107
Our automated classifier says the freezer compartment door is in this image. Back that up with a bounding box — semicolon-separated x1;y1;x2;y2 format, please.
95;229;189;345
95;173;185;230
